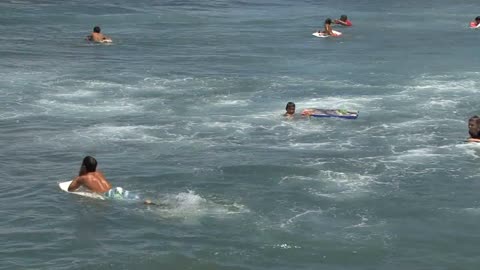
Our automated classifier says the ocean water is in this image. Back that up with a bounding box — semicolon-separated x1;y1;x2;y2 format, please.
1;0;480;269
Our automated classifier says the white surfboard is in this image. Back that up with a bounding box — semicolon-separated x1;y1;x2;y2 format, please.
312;30;342;38
58;180;105;200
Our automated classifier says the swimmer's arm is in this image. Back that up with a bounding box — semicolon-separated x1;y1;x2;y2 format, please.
335;20;349;26
68;176;84;191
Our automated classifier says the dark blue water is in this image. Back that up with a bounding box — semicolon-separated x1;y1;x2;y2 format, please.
2;0;480;269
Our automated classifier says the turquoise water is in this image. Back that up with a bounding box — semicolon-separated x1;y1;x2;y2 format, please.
2;0;480;269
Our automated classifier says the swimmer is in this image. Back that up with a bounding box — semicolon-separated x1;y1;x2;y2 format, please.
470;16;480;28
317;18;337;37
86;26;112;43
334;15;352;26
467;115;480;142
284;102;296;118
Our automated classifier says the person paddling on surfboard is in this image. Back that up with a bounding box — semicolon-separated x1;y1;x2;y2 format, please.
334;15;352;27
68;156;112;193
317;18;338;37
470;16;480;29
86;26;112;43
68;156;158;204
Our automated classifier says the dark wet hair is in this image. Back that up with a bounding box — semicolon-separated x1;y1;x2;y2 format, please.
476;16;480;21
285;102;295;110
340;15;348;20
93;26;101;33
325;18;332;24
82;156;97;172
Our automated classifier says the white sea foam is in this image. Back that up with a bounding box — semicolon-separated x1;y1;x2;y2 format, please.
35;99;142;115
202;121;253;131
421;98;458;110
280;209;323;228
72;124;166;143
300;96;381;110
51;90;98;98
213;99;250;106
389;148;442;162
148;190;249;222
455;142;480;159
282;170;378;200
406;76;478;93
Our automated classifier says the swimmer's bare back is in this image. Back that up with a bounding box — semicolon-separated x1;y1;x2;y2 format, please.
68;171;111;193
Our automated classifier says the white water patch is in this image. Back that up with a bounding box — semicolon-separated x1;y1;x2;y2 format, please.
60;123;226;149
458;207;480;215
146;190;249;223
299;96;381;112
316;170;377;196
454;142;480;159
35;98;143;116
346;215;371;228
50;89;98;98
72;124;164;143
405;74;480;94
286;142;339;151
45;78;125;91
281;171;378;200
270;76;403;91
271;243;302;249
280;209;323;228
0;111;33;120
201;120;254;131
211;98;250;107
279;175;317;185
407;79;478;93
138;76;235;95
390;147;440;161
419;98;459;110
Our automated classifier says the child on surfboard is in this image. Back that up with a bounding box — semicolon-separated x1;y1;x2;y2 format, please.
317;18;339;37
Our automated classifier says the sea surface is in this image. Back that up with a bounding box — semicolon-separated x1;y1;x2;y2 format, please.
1;0;480;269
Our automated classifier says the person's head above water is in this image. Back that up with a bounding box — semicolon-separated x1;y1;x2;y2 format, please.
340;15;348;21
325;18;332;25
285;102;296;115
476;16;480;22
468;115;480;138
93;26;101;33
82;156;98;172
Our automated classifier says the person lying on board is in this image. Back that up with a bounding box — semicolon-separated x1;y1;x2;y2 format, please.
86;26;112;43
68;156;157;204
467;115;480;142
334;15;352;26
317;18;338;37
69;156;111;193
